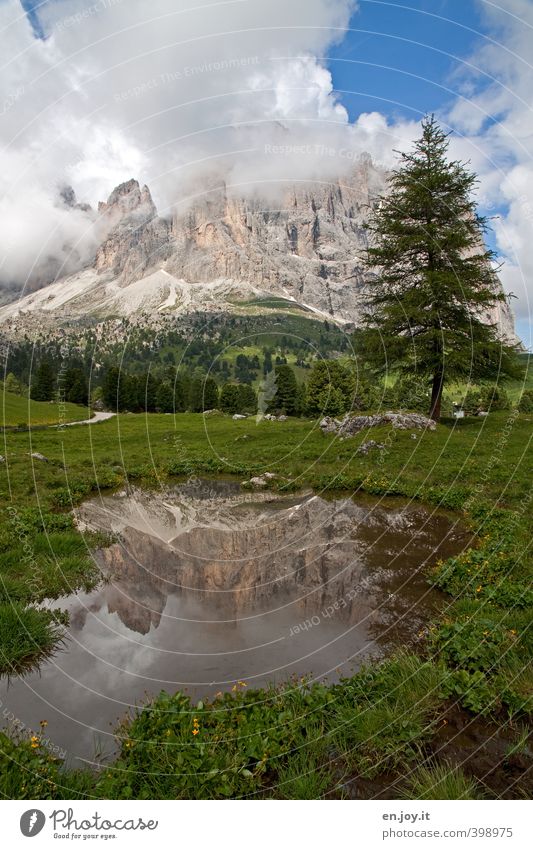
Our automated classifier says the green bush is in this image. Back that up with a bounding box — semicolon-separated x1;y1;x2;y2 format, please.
517;389;533;413
480;385;511;411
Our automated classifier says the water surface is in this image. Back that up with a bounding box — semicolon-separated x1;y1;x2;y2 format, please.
0;480;469;766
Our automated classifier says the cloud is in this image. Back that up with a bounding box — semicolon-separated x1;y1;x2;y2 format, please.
2;0;415;292
2;0;530;346
446;0;533;336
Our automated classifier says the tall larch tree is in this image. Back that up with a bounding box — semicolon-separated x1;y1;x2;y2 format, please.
361;116;521;420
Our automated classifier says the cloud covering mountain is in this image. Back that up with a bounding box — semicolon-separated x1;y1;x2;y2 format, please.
0;0;531;342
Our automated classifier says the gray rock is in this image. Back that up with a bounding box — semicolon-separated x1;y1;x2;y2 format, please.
356;440;385;455
30;452;49;462
247;472;278;488
321;412;437;439
232;414;247;420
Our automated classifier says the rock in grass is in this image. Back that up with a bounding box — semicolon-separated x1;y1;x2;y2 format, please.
356;440;385;455
247;472;278;488
321;412;436;438
30;452;49;462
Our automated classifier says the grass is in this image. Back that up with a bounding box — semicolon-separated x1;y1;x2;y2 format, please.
1;388;89;427
0;409;531;798
445;353;532;405
402;762;483;800
0;603;64;676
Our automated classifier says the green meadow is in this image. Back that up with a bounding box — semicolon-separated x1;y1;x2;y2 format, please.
1;387;89;427
0;410;531;798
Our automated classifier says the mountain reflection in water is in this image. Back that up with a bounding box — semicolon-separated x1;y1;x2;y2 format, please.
0;481;470;766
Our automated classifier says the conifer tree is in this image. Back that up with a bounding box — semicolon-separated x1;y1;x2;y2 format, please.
361;116;521;420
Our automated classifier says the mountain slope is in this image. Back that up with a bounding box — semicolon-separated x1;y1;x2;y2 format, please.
0;157;518;341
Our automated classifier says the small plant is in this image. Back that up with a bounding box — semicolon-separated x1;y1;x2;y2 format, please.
403;761;482;800
431;618;509;673
504;725;530;761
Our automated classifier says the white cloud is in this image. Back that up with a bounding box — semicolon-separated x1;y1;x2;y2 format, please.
1;0;368;288
446;0;533;335
2;0;530;345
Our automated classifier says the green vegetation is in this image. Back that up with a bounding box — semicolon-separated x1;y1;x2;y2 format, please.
362;116;522;420
0;604;65;676
402;762;483;800
1;387;89;427
0;406;530;798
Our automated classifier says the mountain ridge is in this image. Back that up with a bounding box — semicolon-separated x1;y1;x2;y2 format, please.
0;157;518;343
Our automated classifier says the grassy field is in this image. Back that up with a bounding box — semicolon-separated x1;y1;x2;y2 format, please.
0;410;531;798
1;388;89;427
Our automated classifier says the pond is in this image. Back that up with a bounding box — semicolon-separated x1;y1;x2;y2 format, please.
0;480;470;767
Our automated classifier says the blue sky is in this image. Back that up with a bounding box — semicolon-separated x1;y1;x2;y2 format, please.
328;1;487;122
21;0;493;120
328;1;531;345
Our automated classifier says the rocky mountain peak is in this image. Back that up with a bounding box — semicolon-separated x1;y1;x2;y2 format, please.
94;179;171;282
0;158;518;343
97;179;156;220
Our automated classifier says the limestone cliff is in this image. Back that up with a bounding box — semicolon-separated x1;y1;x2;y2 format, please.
0;158;518;341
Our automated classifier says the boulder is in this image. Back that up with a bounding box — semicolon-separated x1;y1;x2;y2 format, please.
321;411;436;439
30;452;49;462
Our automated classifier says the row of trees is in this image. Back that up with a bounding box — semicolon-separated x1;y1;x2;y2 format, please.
7;355;526;418
100;367;262;415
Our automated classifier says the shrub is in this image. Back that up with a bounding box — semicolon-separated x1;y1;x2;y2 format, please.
480;385;511;411
0;604;64;675
517;389;533;413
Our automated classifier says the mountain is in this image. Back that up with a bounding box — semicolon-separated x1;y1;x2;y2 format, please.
0;157;517;341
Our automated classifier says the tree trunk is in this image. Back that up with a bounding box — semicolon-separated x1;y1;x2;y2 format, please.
429;370;444;422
